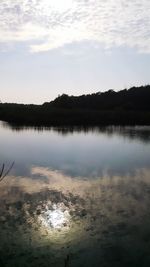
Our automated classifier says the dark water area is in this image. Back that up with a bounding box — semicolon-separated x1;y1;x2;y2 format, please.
0;121;150;266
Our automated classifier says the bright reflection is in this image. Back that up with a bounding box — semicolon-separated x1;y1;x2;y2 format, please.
39;204;70;229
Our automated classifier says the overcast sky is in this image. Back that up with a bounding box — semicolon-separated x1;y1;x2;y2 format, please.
0;0;150;104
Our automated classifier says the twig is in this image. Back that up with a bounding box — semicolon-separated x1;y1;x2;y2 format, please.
0;162;14;182
64;255;70;267
0;163;4;178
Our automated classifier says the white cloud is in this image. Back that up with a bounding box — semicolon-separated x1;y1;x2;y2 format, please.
0;0;150;53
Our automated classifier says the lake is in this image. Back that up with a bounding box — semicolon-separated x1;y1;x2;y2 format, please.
0;122;150;267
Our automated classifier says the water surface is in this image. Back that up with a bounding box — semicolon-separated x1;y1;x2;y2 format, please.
0;122;150;267
1;123;150;178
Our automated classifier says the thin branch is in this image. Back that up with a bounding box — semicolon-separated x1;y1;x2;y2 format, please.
0;162;14;182
0;163;4;178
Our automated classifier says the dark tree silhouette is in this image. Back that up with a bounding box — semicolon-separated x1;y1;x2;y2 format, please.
0;85;150;126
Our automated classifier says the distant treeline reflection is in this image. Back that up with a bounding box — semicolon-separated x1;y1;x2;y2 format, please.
0;85;150;126
2;122;150;143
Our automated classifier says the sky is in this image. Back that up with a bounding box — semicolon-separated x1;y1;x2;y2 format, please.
0;0;150;104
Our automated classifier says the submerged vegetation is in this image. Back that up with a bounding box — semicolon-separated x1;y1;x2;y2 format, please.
1;170;150;266
0;85;150;126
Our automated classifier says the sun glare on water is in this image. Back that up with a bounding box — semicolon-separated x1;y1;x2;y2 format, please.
39;204;70;229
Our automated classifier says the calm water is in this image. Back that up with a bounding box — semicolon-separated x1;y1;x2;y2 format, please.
1;122;150;178
0;122;150;267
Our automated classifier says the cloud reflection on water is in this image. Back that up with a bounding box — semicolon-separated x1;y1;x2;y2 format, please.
1;123;150;180
1;167;150;266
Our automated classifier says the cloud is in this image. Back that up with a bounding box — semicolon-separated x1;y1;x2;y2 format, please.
0;0;150;53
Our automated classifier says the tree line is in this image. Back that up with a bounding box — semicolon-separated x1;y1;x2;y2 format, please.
0;85;150;126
